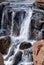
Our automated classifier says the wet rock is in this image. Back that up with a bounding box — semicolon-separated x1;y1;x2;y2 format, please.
0;53;4;65
0;36;10;54
13;51;22;65
31;11;44;40
3;10;12;36
19;42;32;50
13;11;26;36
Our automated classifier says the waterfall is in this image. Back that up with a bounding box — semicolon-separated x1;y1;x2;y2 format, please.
0;11;5;33
11;11;15;36
3;9;33;65
1;12;4;29
20;9;33;40
1;7;35;65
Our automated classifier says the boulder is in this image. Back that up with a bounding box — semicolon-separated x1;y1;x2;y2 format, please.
32;40;44;65
0;36;10;54
19;41;32;50
13;51;22;65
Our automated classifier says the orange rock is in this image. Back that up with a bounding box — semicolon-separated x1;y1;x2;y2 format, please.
36;46;44;65
32;40;44;65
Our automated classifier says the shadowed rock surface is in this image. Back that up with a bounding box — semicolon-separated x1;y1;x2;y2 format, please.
31;10;44;40
19;42;32;50
0;36;10;54
0;53;4;65
13;51;22;65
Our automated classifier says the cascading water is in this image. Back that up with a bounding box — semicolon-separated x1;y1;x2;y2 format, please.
0;2;36;65
20;9;33;40
3;8;33;65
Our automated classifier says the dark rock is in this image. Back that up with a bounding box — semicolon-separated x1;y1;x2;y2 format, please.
19;42;32;50
0;36;10;54
13;51;22;65
0;0;3;2
0;4;5;29
0;53;4;65
13;11;26;36
31;10;44;40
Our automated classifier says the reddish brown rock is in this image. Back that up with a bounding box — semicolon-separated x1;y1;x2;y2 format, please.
32;40;44;65
0;53;4;65
0;36;10;54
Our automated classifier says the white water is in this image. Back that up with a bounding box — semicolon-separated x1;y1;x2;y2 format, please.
2;9;34;65
11;11;15;36
20;9;33;40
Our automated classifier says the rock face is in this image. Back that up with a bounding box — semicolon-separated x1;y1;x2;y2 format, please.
0;4;26;36
31;10;44;40
0;36;10;54
13;51;22;65
0;53;4;65
34;0;44;9
36;46;44;65
19;42;32;50
12;11;26;36
32;40;44;65
36;0;44;2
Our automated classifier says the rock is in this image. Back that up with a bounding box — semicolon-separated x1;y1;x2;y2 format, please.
31;11;44;40
0;53;4;65
0;36;10;54
36;0;44;2
34;0;44;9
36;46;44;65
13;11;26;36
0;0;3;2
32;40;44;65
19;41;32;50
13;51;22;65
